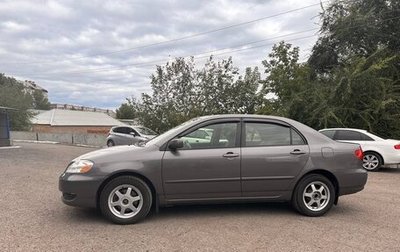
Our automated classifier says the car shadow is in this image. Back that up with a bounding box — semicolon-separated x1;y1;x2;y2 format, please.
377;168;400;173
62;202;295;224
61;201;365;225
148;202;294;221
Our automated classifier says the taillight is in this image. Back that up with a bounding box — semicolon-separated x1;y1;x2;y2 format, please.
394;144;400;150
355;148;363;160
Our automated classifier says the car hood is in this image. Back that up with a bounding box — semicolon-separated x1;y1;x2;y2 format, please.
142;134;157;139
74;145;141;163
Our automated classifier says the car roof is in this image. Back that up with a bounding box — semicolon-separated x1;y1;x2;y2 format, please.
194;114;300;123
319;128;368;133
147;114;336;148
112;125;142;128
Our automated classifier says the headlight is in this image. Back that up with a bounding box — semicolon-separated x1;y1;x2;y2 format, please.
65;160;94;174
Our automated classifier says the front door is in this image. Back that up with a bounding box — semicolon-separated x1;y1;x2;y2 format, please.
162;120;241;200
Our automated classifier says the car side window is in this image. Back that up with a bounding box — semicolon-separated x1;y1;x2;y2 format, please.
127;128;138;136
360;132;374;141
320;130;335;139
335;130;362;140
245;123;304;147
113;127;123;134
291;129;306;145
179;122;238;150
186;129;210;139
121;127;130;134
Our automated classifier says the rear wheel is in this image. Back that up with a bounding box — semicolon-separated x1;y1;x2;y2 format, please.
362;152;382;171
292;174;335;217
99;176;152;224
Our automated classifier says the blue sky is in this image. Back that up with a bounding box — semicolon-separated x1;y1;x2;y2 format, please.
0;0;323;110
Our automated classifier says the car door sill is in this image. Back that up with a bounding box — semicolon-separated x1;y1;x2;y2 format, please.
166;195;281;203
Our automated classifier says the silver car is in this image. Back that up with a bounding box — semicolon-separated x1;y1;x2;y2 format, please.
60;115;367;224
106;125;157;147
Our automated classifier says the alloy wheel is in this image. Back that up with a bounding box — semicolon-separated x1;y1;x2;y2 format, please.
362;154;379;171
108;184;143;219
302;181;330;212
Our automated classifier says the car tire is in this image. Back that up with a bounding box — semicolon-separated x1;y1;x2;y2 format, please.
362;152;382;172
106;140;115;147
292;174;335;217
99;176;152;224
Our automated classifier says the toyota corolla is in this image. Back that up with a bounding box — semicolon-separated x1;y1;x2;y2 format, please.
59;115;368;224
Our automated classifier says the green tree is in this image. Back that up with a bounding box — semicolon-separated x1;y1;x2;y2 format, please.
259;41;315;119
232;67;262;114
309;0;400;73
326;50;400;138
125;56;260;132
116;101;136;119
32;90;51;110
305;0;400;138
0;74;34;130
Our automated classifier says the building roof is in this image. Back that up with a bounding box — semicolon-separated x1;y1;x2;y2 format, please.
0;106;17;112
32;109;124;126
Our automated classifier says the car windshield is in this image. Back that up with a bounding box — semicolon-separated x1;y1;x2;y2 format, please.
135;126;156;135
138;117;203;147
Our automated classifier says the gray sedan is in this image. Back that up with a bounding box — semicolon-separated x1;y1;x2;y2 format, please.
59;115;367;224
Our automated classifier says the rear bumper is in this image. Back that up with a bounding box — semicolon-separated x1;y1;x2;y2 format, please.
336;168;368;196
59;173;104;208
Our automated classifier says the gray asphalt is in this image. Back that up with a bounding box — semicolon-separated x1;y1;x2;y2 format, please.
0;142;399;251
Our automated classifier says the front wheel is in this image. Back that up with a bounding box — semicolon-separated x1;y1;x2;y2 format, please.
106;140;115;147
99;176;152;224
292;174;335;217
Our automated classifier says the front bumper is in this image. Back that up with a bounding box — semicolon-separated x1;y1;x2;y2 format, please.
59;173;104;208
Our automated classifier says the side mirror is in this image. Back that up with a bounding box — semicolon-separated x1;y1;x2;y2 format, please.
168;139;184;150
130;132;138;136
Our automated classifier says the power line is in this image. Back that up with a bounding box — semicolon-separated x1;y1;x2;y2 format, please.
9;2;325;66
38;13;400;76
24;34;319;78
14;12;400;79
63;29;319;74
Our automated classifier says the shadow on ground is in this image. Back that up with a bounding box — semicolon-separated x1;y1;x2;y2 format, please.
62;202;295;224
378;168;400;173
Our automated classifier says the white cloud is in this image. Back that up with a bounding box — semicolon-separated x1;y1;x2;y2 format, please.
1;21;29;32
0;0;322;109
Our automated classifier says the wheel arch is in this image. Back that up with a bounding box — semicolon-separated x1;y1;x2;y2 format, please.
292;169;339;205
96;171;158;211
363;150;384;165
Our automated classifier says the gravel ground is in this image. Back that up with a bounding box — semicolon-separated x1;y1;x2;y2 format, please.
0;142;399;251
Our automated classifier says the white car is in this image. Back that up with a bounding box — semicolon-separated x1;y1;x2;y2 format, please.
319;128;400;171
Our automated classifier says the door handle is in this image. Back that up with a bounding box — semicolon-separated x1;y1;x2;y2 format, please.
290;149;306;155
222;152;239;158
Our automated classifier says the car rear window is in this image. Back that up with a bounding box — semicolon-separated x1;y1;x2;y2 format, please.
320;130;335;139
360;132;374;141
335;130;362;140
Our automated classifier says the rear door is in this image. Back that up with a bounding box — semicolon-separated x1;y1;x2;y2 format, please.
241;120;310;197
